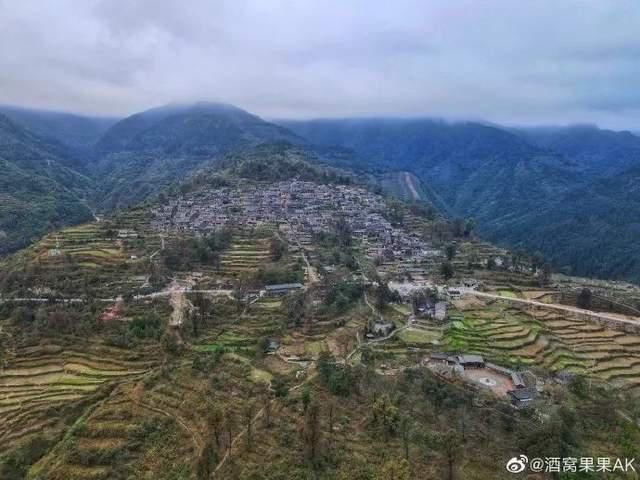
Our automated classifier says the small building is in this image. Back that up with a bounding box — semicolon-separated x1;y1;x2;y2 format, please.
509;388;535;408
511;372;526;389
434;302;448;321
456;354;485;369
265;283;304;297
461;278;479;289
117;229;138;238
447;288;462;299
429;352;449;364
265;339;280;354
370;321;395;337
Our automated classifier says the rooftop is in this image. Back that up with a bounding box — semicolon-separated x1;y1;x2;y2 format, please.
265;283;304;291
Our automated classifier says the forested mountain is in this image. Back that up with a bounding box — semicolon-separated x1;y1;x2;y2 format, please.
280;118;582;221
512;125;640;176
0;113;93;254
0;105;118;163
500;165;640;280
92;102;304;209
280;118;640;282
3;101;640;283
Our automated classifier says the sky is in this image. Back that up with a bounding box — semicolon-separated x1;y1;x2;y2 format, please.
1;0;639;129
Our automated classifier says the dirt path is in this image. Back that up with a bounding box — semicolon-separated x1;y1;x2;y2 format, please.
169;288;189;327
282;224;319;284
212;372;318;477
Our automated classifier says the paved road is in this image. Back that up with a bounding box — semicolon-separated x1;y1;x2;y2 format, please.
0;289;235;305
463;289;640;328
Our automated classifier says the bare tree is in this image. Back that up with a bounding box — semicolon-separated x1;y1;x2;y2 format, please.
243;400;256;450
399;415;412;460
262;388;273;428
438;430;462;480
207;404;224;449
303;401;322;465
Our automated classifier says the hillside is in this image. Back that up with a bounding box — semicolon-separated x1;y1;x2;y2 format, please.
280;118;640;282
504;165;640;280
91;102;304;209
2;158;640;479
0;114;94;255
512;124;640;177
0;105;118;169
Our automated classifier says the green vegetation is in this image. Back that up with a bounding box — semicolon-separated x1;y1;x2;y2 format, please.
0;114;93;255
2;114;640;480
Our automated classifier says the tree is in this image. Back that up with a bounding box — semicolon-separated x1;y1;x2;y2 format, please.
192;292;213;330
263;390;273;428
161;331;181;355
445;243;457;261
577;288;593;310
539;263;553;286
486;256;496;271
336;459;375;480
372;394;399;442
378;458;410;480
440;261;454;281
284;290;307;327
207;405;224;449
303;401;322;465
327;400;335;440
335;217;353;247
438;430;462;480
463;218;476;237
196;439;216;480
269;234;287;261
243;400;256;450
0;329;14;370
375;280;399;310
399;415;412;460
231;275;249;313
271;374;290;398
386;199;405;226
302;385;312;413
452;218;465;238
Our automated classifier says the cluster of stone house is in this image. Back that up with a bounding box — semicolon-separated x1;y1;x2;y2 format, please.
150;180;439;266
151;181;389;234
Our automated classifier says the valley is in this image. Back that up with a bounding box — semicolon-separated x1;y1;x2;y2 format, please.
3;4;640;479
1;152;640;479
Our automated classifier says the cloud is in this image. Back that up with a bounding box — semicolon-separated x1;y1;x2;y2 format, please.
0;0;639;129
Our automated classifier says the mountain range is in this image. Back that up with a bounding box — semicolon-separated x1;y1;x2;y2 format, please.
281;118;640;281
1;102;639;282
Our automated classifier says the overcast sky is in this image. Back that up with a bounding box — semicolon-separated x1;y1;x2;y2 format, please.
1;0;639;129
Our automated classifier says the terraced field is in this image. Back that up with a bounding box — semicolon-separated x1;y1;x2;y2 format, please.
219;234;272;276
3;209;162;297
445;301;640;395
29;375;200;480
0;339;158;456
195;297;285;355
35;224;126;267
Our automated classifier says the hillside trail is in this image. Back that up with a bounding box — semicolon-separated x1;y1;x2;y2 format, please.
208;278;402;476
212;364;324;476
168;279;195;328
280;224;319;284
